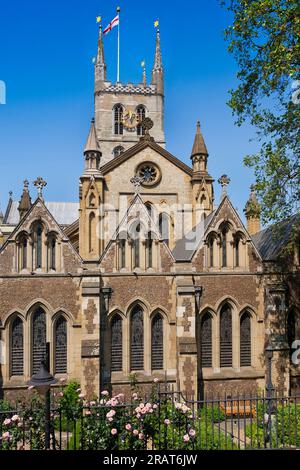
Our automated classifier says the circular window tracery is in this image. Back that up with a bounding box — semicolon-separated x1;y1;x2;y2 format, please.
136;162;161;187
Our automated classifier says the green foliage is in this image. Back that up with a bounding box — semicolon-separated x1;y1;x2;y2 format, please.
221;0;300;226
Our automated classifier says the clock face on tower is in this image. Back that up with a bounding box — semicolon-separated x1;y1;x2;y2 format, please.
122;107;141;130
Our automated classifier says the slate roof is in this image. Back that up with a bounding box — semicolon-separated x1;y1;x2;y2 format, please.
3;201;79;226
172;211;215;261
252;214;299;261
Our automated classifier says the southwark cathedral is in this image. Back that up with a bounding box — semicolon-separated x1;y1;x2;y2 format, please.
0;27;299;400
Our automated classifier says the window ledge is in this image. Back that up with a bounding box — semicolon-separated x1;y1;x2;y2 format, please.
202;368;264;381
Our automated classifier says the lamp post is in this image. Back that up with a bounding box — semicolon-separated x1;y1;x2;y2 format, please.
265;345;274;448
28;361;57;450
99;286;113;397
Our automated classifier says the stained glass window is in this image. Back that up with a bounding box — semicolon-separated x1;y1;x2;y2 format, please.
32;308;46;374
130;307;144;370
151;313;163;370
36;223;43;269
11;317;24;376
55;316;67;374
220;304;232;367
240;312;251;366
201;313;212;368
111;315;123;372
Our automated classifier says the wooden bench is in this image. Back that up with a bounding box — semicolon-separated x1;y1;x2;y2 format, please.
220;400;256;418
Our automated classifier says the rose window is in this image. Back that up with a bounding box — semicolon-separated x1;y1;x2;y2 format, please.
137;162;161;187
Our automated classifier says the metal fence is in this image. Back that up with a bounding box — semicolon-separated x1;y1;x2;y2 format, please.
1;390;300;450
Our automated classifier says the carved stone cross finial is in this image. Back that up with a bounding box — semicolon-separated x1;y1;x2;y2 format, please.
130;176;145;194
218;174;231;200
33;177;47;200
141;117;154;134
23;179;29;191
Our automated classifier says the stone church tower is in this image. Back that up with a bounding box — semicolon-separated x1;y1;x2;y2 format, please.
94;26;165;165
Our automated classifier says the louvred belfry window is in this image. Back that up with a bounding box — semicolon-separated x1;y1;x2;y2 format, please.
220;304;232;367
151;313;163;370
32;308;46;374
130;307;144;370
137;105;146;136
55;316;67;374
201;313;212;368
114;105;123;135
111;315;123;372
11;317;24;376
240;312;251;366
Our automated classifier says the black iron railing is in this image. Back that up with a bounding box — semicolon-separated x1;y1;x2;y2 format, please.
1;390;300;450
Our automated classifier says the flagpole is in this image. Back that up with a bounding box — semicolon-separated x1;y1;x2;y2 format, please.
117;6;121;83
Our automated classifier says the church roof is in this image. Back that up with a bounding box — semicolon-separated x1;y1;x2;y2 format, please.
172;211;215;261
252;214;299;261
3;201;79;226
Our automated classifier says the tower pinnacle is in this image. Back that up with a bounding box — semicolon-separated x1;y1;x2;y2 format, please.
152;29;164;95
95;25;107;87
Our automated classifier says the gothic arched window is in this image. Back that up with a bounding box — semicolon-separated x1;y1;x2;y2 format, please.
18;234;28;271
208;236;214;268
151;313;163;370
55;316;67;374
159;213;170;246
201;313;212;368
111;314;123;372
34;222;43;269
221;226;228;268
137;105;146;136
114;104;123;135
119;238;126;269
89;212;96;254
147;232;153;268
220;304;232;367
32;308;46;374
11;317;24;376
130;307;144;370
113;146;125;158
240;312;251;366
49;235;56;271
133;223;141;268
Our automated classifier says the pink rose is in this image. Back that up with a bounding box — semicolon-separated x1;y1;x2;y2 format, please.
183;434;190;443
139;433;145;441
2;432;10;441
189;429;196;438
164;419;171;426
133;429;139;436
101;391;109;396
111;428;118;436
11;415;19;422
125;424;132;431
3;418;11;426
153;404;158;409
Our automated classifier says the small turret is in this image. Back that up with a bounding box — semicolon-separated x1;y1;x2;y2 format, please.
83;118;102;176
244;186;261;235
18;180;32;220
190;121;214;223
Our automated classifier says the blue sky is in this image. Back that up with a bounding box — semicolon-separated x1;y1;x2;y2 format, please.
0;0;259;220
